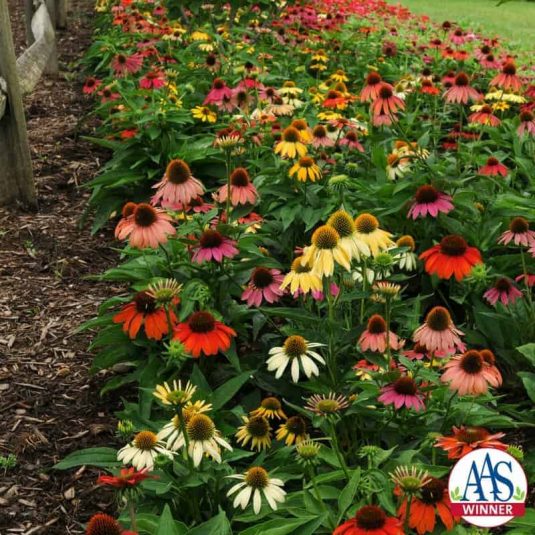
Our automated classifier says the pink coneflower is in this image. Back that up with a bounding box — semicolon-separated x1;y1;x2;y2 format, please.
192;229;238;263
111;53;143;76
216;168;258;206
479;349;503;388
310;282;339;302
449;28;466;45
498;217;535;247
204;78;232;106
83;76;101;95
490;62;522;92
516;273;535;286
99;86;120;103
311;125;335;148
372;111;395;126
443;73;481;104
468;105;501;127
358;314;401;353
480;53;501;70
115;203;176;249
338;130;364;152
360;72;384;102
182;196;214;213
412;306;465;354
478;156;508;176
403;343;429;361
231;87;253;111
140;70;166;90
441;350;497;396
483;278;523;307
371;84;405;116
241;267;284;307
408;185;454;219
378;376;425;411
517;110;535;137
474;44;492;61
152;159;205;208
259;86;279;103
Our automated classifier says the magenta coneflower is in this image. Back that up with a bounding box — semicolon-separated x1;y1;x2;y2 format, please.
478;156;508;176
111;53;143;76
413;306;465;354
99;86;120;103
408;185;453;219
483;278;523;307
192;229;238;263
449;28;466;45
443;73;481;104
360;72;384;102
518;111;535;137
516;273;535;287
480;53;501;70
371;84;405;116
378;376;425;411
152;159;205;208
216;168;258;206
490;62;522;92
140;70;166;90
338;130;364;152
498;217;535;247
241;267;284;307
372;111;395;126
358;314;401;353
469;105;501;127
311;125;335;148
204;78;232;106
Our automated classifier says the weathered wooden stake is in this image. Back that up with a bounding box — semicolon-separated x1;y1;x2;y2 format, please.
56;0;68;29
0;0;37;209
25;0;35;46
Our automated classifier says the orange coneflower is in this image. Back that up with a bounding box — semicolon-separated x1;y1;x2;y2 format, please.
419;235;482;281
441;350;498;395
216;168;259;206
371;84;405;116
435;425;507;459
173;311;236;357
360;72;384;102
334;505;403;535
86;513;131;535
468;104;501;127
478;156;508;177
412;306;465;354
113;291;175;340
443;73;481;104
491;62;522;92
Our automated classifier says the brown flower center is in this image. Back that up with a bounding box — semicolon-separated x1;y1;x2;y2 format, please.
206;54;217;66
247;416;270;437
251;267;274;288
509;217;529;234
345;131;358;142
439;235;468;256
480;349;496;366
292;119;308;131
188;311;216;333
355;505;387;530
230;167;250;187
291;256;312;274
199;229;223;248
480;105;493;114
355;213;379;234
502;62;516;75
397;235;415;251
425;306;451;331
328;210;355;238
134;203;157;227
454;73;469;86
415;185;439;204
166;159;191;184
116;54;127;64
134;291;157;313
420;478;446;505
298;156;314;168
286;416;306;435
134;431;158;450
394;376;418;395
367;314;387;334
313;125;327;138
122;201;137;218
282;126;300;143
366;72;382;85
245;466;269;488
261;397;282;410
486;157;499;167
457;426;487;443
86;513;122;535
459;350;484;374
520;111;533;122
187;414;215;441
378;85;393;99
494;277;512;292
311;225;339;249
213;78;225;89
284;335;308;357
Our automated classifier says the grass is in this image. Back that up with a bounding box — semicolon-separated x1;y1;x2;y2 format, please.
388;0;535;50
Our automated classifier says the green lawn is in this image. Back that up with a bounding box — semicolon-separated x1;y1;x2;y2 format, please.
388;0;535;49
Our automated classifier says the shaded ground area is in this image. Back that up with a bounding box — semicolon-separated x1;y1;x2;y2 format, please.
0;1;121;532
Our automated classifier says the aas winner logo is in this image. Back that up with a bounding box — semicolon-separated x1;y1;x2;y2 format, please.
448;448;527;528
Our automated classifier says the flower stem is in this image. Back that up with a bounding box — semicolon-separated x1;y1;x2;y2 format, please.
127;497;138;532
329;420;350;480
403;495;413;532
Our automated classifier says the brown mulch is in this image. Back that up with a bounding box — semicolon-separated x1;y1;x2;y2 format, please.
0;1;121;533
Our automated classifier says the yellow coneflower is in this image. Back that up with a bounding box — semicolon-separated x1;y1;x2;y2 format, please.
312;49;328;62
330;69;349;83
250;397;287;420
235;415;272;451
327;210;370;261
276;416;308;446
289;156;322;182
310;63;328;72
191;106;217;123
317;110;342;121
190;30;211;41
274;127;307;159
354;213;395;257
280;256;322;295
290;119;312;143
301;225;351;277
278;81;303;98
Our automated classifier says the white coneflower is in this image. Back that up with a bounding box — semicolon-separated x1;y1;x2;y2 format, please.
153;379;196;406
117;430;173;470
227;466;286;514
266;335;325;383
393;235;418;272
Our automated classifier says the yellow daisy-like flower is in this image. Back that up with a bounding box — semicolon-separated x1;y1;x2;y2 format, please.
276;416;308;446
317;110;342;121
199;43;214;52
278;81;303;98
274;127;307;159
327;210;370;261
280;256;322;294
235;415;272;451
330;69;349;83
190;30;210;41
354;213;395;257
289;156;322;182
311;63;328;72
192;106;217;123
492;101;510;112
312;50;328;62
290;119;312;143
250;397;287;420
310;89;326;105
301;225;351;277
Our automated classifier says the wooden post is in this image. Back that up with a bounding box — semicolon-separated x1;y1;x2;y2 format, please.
43;0;58;74
56;0;67;29
0;0;37;209
25;0;35;46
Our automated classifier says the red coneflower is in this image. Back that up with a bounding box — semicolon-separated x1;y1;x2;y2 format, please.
420;235;482;281
99;86;120;103
152;159;205;208
412;306;465;354
173;311;236;357
113;291;175;340
441;350;497;395
140;69;166;90
216;167;259;206
435;425;507;459
478;156;508;176
192;228;239;263
83;76;101;95
360;72;384;102
86;513;133;535
498;217;535;247
480;53;501;70
358;314;401;353
420;79;440;96
490;62;522;92
115;203;176;249
204;78;233;106
111;52;143;76
371;84;405;116
443;73;481;104
483;277;523;306
468;105;501;127
517;110;535;137
98;467;155;488
334;504;403;535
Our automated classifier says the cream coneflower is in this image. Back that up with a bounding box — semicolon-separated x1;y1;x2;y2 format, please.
354;213;395;257
390;465;431;495
305;393;349;416
266;335;326;383
227;466;286;514
250;397;287;420
441;350;497;396
147;278;182;304
274;126;307;159
276;415;308;445
394;235;417;271
152;159;205;208
235;415;272;451
412;306;465;354
289;156;322;182
327;210;370;261
301;225;351;277
153;379;196;406
280;256;323;295
117;430;173;470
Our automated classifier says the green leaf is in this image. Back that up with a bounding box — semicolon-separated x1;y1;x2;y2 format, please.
337;468;361;518
156;505;187;535
54;447;121;470
187;509;231;535
211;372;251;410
518;372;535;402
517;344;535;367
240;515;322;535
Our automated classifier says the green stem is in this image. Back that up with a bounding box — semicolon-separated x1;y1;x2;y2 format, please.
224;150;232;223
384;296;392;367
329;420;350;480
360;258;368;323
128;497;138;532
403;495;413;532
178;405;193;469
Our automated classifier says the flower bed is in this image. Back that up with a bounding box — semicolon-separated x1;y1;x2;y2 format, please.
59;0;535;533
